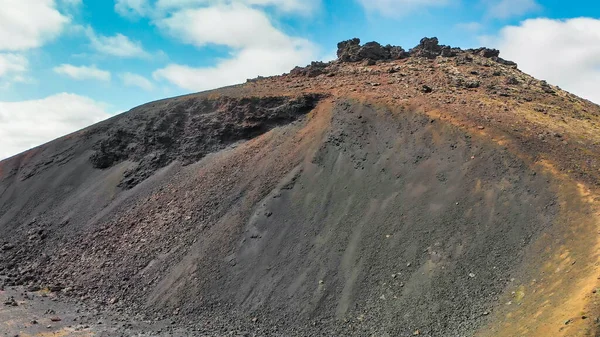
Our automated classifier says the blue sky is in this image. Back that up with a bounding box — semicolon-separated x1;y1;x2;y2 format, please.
1;0;600;159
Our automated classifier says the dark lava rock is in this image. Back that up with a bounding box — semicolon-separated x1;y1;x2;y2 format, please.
4;296;18;306
470;47;500;58
48;284;64;292
336;38;408;63
290;61;329;78
358;41;390;60
410;37;463;59
540;80;556;94
410;37;444;58
388;45;409;60
506;76;520;85
337;38;362;62
468;47;517;67
90;94;324;188
335;37;517;67
1;243;14;251
496;58;518;67
466;81;481;89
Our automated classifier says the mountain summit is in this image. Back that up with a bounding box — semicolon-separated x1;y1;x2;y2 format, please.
1;38;600;337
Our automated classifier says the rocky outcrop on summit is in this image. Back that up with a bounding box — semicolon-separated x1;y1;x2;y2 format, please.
334;37;516;67
288;37;516;79
336;38;408;63
409;37;460;58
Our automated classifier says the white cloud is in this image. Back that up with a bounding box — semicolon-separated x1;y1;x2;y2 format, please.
244;0;317;12
153;4;317;91
486;0;540;19
115;0;150;17
59;0;82;7
114;0;319;18
355;0;449;17
486;18;600;104
154;44;314;91
0;0;70;51
0;93;112;159
86;27;149;58
154;0;318;13
53;64;111;81
0;54;28;78
158;4;297;48
121;72;154;90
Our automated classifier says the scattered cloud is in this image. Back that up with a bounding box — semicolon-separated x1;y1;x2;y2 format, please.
154;44;315;91
153;4;317;91
154;0;319;14
115;0;151;18
59;0;82;8
86;27;149;58
158;4;301;48
456;22;483;32
486;18;600;104
0;93;112;159
0;0;70;51
355;0;450;17
53;64;111;81
0;54;28;78
115;0;319;18
121;72;154;90
486;0;540;19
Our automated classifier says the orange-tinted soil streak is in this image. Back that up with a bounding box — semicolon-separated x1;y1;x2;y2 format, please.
404;100;600;336
330;93;600;336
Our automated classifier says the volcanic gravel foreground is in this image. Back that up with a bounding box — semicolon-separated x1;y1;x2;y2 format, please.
2;38;600;337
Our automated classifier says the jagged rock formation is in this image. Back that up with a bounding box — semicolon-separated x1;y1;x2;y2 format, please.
335;37;515;64
336;38;409;62
287;37;517;79
89;94;322;188
1;38;600;337
289;37;518;81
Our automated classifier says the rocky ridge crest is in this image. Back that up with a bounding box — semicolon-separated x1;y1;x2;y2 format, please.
290;37;516;77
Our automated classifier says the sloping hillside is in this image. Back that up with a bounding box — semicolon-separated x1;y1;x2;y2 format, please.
2;38;600;336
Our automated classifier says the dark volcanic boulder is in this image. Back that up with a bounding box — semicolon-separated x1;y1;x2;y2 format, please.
387;45;409;59
441;46;461;57
408;37;463;58
334;36;516;67
357;41;390;60
410;37;444;58
337;38;362;62
468;47;517;67
471;47;501;58
290;61;329;77
337;39;407;63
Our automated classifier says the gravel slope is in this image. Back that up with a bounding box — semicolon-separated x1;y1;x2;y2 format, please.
2;39;600;336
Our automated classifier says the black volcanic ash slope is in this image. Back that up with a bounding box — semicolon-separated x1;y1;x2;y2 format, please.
2;99;558;336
